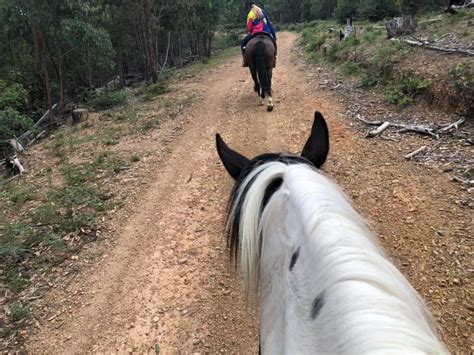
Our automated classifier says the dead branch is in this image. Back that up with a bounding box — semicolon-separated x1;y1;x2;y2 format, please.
366;122;391;137
395;38;474;56
405;146;428;160
419;18;443;25
357;115;464;140
356;114;383;126
395;126;440;139
440;117;466;132
19;103;58;141
8;138;25;153
0;175;20;187
11;156;26;175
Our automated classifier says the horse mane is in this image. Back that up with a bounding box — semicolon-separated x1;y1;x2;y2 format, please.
226;159;448;353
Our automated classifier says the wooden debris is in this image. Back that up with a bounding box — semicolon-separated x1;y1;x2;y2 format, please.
11;156;26;175
395;38;474;56
367;122;391;137
356;115;465;140
19;103;58;142
8;138;25;153
386;16;417;38
440;117;466;132
405;146;428;160
72;108;90;125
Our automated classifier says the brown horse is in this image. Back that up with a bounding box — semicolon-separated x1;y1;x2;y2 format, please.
244;34;275;112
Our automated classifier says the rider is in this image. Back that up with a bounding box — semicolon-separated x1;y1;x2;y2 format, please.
241;1;277;67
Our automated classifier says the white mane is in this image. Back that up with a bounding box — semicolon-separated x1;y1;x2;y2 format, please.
229;161;447;354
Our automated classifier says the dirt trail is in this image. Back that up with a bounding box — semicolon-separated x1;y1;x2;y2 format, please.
26;33;471;354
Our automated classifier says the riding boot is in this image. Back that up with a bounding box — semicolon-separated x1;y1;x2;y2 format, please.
241;48;247;67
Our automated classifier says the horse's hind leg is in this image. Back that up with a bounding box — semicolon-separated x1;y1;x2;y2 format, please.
267;96;273;112
266;70;274;112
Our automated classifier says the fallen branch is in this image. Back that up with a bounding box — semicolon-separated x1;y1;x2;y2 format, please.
11;156;26;175
405;146;428;160
440;117;466;132
0;175;20;186
357;115;464;140
356;114;383;126
367;122;391;137
395;126;439;139
8;138;25;153
395;38;474;56
19;103;58;141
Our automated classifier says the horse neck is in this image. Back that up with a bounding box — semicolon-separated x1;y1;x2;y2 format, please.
236;162;446;354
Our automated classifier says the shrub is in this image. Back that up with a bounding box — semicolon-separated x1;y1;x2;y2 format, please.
452;63;474;95
87;89;128;110
0;108;34;141
386;76;431;107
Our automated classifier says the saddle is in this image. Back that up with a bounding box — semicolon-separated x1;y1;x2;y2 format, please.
242;32;276;68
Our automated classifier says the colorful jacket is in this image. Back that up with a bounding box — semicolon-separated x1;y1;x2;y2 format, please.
247;8;276;40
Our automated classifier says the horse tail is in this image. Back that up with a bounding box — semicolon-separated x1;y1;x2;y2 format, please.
254;41;271;98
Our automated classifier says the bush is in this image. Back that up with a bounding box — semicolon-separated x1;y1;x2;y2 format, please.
0;80;28;110
386;76;431;107
87;89;128;110
0;108;34;141
452;63;474;95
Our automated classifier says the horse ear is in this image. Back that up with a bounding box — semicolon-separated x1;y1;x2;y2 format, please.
216;134;250;180
301;112;329;168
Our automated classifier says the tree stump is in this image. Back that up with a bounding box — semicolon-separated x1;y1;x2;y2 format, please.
72;109;89;125
385;16;417;38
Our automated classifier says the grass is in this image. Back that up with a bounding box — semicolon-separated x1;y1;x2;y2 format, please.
87;89;129;110
8;302;29;322
300;19;433;107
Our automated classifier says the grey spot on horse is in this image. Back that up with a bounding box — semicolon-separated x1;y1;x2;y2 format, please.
311;294;325;320
289;247;300;271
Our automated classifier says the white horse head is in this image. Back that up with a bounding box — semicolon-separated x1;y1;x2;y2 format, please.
216;112;447;354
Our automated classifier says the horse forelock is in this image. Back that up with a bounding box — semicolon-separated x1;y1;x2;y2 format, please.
226;154;310;263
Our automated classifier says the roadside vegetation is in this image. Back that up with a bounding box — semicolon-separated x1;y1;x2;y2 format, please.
0;46;238;345
298;10;473;114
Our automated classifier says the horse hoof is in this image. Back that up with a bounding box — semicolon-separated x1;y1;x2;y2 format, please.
267;105;274;112
259;101;264;106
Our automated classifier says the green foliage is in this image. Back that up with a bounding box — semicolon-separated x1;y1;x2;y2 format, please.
334;0;359;22
5;269;29;293
451;63;474;95
0;79;34;140
137;82;171;102
8;302;29;322
359;0;398;21
0;108;34;141
87;89;129;110
361;44;400;86
386;76;431;107
343;62;362;75
302;27;327;51
0;80;28;110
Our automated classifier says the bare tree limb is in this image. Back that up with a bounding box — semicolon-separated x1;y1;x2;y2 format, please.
356;114;383;126
394;38;474;56
405;146;428;160
366;122;391;137
440;117;466;132
356;115;464;140
159;31;172;77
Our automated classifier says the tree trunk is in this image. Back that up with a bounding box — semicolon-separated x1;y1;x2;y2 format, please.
31;22;53;129
143;0;158;83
